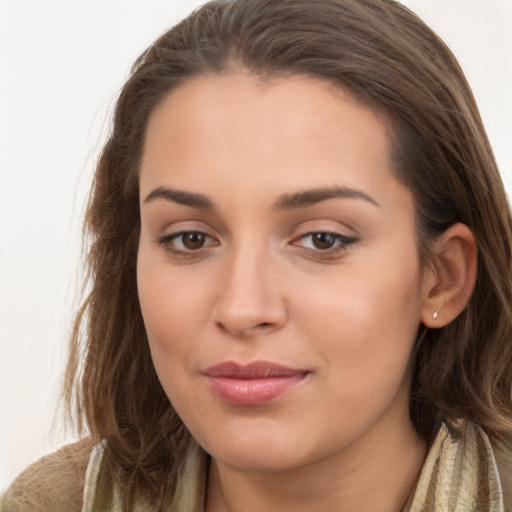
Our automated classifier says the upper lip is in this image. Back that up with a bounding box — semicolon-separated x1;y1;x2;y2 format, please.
203;361;309;379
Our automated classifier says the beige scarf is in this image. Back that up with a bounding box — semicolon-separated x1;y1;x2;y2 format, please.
82;422;505;512
403;422;504;511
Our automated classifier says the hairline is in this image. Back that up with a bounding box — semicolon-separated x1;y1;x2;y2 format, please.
138;65;432;264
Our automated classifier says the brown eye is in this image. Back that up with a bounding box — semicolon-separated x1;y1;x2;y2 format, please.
181;232;207;250
311;232;337;250
292;231;357;256
158;231;217;254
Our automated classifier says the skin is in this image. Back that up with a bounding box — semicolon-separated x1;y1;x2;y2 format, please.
137;73;452;511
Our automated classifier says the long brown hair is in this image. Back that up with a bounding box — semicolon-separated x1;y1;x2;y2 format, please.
65;0;512;506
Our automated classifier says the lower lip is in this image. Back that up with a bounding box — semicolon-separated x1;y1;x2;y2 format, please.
206;374;307;406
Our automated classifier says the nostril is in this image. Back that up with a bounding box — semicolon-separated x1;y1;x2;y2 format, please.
216;320;275;337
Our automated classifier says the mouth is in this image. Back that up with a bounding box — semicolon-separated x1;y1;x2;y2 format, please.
203;361;310;406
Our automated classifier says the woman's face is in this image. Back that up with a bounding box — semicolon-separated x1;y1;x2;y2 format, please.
137;74;429;473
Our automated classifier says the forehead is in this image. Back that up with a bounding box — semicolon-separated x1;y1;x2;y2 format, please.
144;73;392;148
139;73;408;212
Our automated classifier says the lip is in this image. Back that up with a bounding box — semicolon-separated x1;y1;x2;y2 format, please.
203;361;309;406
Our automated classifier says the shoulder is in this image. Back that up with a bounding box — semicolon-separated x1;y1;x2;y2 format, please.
494;441;512;511
1;437;95;512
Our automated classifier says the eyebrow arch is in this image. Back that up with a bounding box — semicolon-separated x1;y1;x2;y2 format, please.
274;186;380;209
143;187;214;209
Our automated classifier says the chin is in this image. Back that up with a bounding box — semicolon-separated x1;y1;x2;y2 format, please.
200;422;338;475
213;446;303;473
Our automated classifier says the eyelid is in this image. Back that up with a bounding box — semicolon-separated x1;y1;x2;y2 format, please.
154;222;220;258
291;219;357;240
153;219;218;241
292;231;357;249
289;220;359;258
158;231;218;249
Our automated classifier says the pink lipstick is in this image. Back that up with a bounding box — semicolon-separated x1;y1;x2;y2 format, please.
203;361;308;406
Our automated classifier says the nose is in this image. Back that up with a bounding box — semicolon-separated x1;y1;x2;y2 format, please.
213;244;287;338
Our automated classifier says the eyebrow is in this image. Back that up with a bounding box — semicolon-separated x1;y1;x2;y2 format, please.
274;186;380;209
144;187;214;209
143;185;379;210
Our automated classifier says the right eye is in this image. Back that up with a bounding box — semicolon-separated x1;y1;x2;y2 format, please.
157;231;218;253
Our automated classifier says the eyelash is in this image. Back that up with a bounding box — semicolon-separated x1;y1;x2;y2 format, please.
291;232;357;257
157;231;218;257
156;230;357;259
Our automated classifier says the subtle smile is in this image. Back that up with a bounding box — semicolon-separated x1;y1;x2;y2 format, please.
203;361;310;406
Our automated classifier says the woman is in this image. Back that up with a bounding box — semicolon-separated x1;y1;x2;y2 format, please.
2;0;511;510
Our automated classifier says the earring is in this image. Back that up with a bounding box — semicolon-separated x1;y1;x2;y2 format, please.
433;310;439;320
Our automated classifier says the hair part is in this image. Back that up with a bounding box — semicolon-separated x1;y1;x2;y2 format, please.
65;0;512;507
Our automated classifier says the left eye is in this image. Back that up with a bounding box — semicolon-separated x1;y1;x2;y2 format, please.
294;232;356;251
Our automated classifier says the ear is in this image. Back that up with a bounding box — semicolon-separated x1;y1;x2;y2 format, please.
421;223;477;328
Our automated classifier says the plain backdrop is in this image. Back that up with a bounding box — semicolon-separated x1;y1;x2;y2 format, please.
1;0;511;492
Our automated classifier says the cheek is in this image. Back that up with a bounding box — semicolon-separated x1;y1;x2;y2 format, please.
137;252;212;386
301;251;421;327
296;249;423;398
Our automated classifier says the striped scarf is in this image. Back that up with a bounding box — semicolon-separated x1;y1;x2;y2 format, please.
82;422;505;512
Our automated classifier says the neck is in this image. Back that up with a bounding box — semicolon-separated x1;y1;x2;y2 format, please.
205;413;426;512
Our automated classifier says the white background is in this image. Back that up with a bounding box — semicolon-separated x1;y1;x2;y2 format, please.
1;0;511;492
